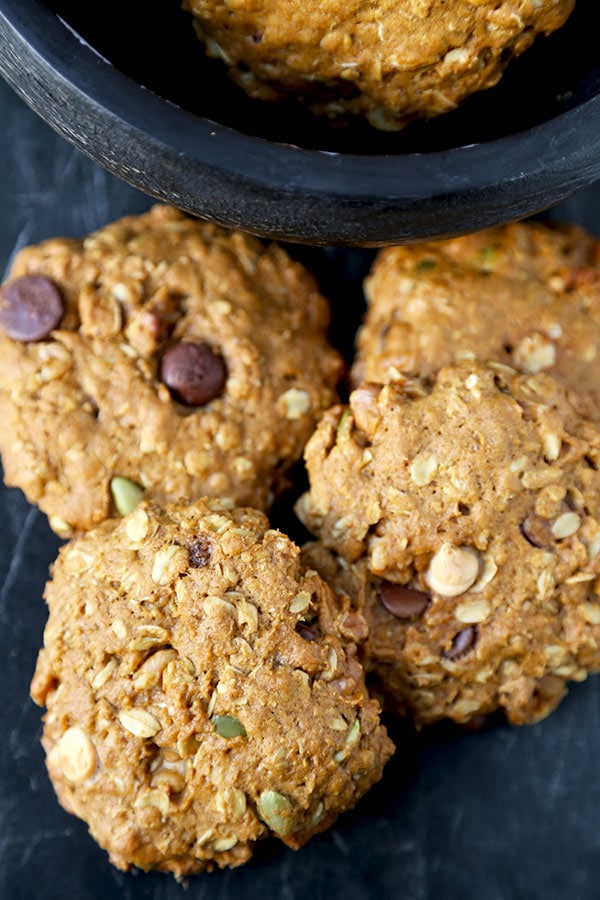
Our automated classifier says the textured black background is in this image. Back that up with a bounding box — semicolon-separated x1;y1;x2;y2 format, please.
2;73;600;900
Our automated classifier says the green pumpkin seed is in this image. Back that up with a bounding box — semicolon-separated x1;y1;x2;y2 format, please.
212;714;247;739
257;790;295;835
110;476;143;516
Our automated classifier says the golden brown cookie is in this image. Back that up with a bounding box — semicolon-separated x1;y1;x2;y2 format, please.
183;0;574;130
0;205;342;534
296;362;600;725
31;497;393;876
354;221;600;418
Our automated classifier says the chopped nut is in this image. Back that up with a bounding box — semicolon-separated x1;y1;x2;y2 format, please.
57;726;97;783
119;708;162;738
426;544;480;597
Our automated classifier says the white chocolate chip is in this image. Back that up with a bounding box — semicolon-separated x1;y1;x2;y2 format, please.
551;512;581;539
57;726;97;783
425;544;480;597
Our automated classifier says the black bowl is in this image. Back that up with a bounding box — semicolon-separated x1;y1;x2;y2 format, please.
1;0;599;245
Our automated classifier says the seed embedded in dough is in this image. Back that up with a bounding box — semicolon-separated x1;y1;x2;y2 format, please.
110;476;144;516
119;708;162;738
426;544;480;597
257;790;295;835
551;512;581;539
57;726;97;783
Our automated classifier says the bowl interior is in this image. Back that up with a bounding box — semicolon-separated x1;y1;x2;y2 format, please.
50;0;599;153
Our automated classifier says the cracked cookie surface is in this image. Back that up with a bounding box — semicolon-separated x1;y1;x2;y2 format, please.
297;362;600;725
0;205;342;534
355;221;600;419
31;497;393;876
184;0;573;130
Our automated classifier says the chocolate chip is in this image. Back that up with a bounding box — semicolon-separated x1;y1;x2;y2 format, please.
295;622;319;642
443;626;478;660
160;342;226;406
0;275;65;342
188;535;212;568
378;581;429;619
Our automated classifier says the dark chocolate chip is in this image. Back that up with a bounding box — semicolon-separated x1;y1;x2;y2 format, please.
443;626;478;660
0;275;65;342
160;342;226;407
188;535;212;568
378;581;429;619
295;622;319;642
519;517;551;548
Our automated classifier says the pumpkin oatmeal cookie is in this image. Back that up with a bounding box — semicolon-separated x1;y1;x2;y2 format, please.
31;497;393;876
297;362;600;725
184;0;574;130
0;205;342;534
354;221;600;419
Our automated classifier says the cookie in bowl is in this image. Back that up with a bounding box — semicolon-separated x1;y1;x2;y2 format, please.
184;0;574;130
31;497;393;876
0;205;342;534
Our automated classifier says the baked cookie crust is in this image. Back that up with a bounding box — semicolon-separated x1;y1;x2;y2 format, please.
0;205;342;533
31;497;393;875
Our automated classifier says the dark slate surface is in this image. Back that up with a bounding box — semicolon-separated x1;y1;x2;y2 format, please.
2;73;600;900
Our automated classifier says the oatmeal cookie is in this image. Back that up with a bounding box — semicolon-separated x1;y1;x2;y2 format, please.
0;205;342;534
31;497;393;876
354;221;600;419
296;362;600;725
183;0;574;130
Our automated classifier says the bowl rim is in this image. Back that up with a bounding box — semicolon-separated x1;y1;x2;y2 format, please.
2;0;600;245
